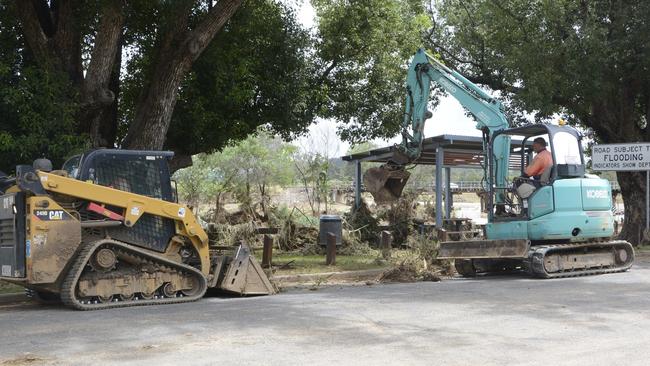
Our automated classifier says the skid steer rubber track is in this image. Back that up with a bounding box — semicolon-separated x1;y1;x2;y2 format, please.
525;240;634;279
61;239;207;310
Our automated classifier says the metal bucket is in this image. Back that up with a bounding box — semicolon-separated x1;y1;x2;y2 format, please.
363;166;411;203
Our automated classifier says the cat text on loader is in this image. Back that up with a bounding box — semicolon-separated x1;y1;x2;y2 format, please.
364;48;634;278
0;149;275;310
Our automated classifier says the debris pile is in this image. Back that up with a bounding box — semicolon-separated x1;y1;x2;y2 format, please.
207;222;258;247
343;199;380;245
339;229;378;256
378;193;417;247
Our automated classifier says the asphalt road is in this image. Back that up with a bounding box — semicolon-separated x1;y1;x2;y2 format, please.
2;258;650;366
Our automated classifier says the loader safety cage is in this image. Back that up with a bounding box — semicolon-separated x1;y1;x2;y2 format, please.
63;149;178;253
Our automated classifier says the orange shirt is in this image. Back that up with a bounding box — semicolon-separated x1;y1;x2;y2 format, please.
525;149;553;177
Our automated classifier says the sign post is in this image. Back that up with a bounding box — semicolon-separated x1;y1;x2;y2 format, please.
592;142;650;235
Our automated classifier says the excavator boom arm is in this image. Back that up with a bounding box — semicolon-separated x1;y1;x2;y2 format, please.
365;48;512;203
401;49;509;157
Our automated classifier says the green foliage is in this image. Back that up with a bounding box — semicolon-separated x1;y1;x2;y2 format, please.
347;141;380;155
294;150;331;215
0;5;85;173
174;130;296;214
173;154;215;210
0;66;85;173
429;0;650;137
221;130;296;205
312;0;431;143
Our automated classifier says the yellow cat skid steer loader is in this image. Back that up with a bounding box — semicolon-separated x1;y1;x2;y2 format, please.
0;150;275;310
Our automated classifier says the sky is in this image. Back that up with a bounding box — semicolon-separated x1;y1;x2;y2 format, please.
293;1;478;157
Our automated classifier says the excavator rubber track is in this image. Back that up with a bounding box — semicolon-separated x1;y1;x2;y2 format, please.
524;240;634;279
61;239;208;310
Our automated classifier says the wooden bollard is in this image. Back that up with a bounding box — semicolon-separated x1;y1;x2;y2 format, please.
262;234;273;268
326;232;337;266
381;231;392;259
437;228;448;242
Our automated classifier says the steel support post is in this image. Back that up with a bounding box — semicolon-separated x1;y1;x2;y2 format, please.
436;147;444;229
355;160;362;209
445;167;452;219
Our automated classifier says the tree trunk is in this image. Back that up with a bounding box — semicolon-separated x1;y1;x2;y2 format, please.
617;171;648;245
168;153;192;174
81;0;124;147
16;0;243;154
214;192;222;221
123;0;243;151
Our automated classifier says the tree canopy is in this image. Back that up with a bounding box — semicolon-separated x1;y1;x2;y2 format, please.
311;0;431;143
0;0;314;172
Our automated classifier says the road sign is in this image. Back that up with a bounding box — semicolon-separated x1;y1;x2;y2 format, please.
592;142;650;236
591;143;650;171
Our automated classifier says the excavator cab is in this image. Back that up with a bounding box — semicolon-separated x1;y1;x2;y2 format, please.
489;124;585;219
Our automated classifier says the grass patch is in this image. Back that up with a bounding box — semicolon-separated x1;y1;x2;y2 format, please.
636;245;650;253
272;253;387;275
0;280;23;295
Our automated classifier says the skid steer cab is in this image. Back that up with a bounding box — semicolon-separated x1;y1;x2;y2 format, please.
0;149;274;310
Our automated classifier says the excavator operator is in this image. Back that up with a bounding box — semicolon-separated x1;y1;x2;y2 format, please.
524;137;552;179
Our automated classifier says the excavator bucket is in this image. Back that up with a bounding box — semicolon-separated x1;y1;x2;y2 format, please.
363;166;411;203
214;244;276;295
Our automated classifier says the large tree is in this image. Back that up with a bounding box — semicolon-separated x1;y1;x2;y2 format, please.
12;0;242;151
1;0;312;171
427;0;650;244
311;0;432;143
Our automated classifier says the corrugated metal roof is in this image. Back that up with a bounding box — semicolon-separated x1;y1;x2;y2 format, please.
341;134;531;170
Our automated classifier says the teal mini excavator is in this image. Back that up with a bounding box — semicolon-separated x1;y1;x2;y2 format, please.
364;49;634;278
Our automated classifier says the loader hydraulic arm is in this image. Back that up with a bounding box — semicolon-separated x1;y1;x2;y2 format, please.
398;49;512;198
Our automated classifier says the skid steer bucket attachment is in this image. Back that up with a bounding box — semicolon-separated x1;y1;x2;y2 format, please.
363;166;411;203
215;244;276;295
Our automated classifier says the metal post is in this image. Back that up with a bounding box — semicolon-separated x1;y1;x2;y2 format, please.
354;160;362;209
435;146;444;229
326;232;337;265
645;170;650;232
262;235;273;268
646;171;649;233
445;167;452;219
